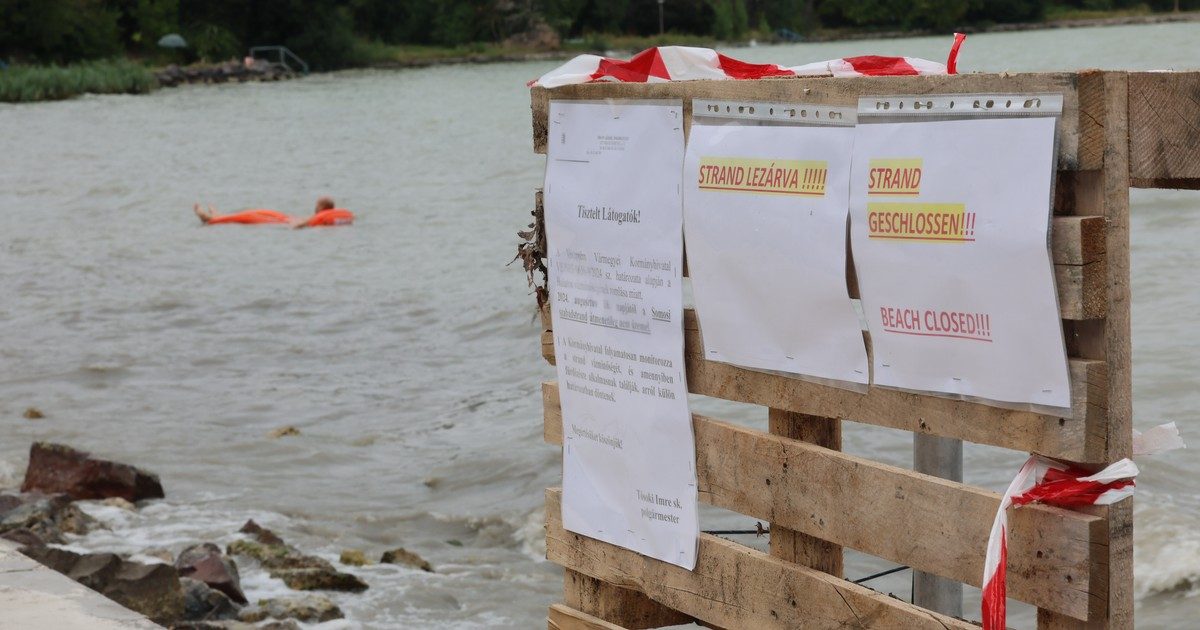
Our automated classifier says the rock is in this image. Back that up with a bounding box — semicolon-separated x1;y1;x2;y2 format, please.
275;568;368;592
227;537;367;593
0;527;45;547
23;407;44;419
238;594;343;623
20;546;184;625
20;442;164;502
380;547;433;572
238;519;284;546
0;492;98;543
339;549;368;566
103;497;136;510
176;543;248;604
180;577;241;621
268;426;300;439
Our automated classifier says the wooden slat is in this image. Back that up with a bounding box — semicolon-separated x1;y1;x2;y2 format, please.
546;488;978;630
1128;72;1200;189
532;73;1099;171
548;604;628;630
542;309;1108;461
544;383;1102;620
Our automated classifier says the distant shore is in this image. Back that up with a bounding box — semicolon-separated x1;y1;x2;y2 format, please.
4;10;1198;104
803;9;1200;43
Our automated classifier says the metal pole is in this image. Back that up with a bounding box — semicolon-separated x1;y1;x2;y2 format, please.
658;0;665;36
912;433;963;617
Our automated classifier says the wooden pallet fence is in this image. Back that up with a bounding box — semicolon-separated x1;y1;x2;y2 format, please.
529;70;1200;629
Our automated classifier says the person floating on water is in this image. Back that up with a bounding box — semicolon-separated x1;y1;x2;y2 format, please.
193;196;354;228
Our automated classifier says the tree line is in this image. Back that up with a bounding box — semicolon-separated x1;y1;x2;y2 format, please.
2;0;1194;70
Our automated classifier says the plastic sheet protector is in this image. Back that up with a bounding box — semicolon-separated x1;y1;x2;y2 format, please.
684;117;869;385
850;116;1071;408
544;100;698;569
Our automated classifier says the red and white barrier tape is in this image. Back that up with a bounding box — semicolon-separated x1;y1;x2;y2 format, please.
982;422;1184;630
530;34;966;88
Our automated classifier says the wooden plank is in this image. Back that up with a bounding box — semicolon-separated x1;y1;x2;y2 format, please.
548;604;628;630
532;72;1098;170
768;410;842;576
545;488;978;630
562;570;692;629
1128;71;1200;188
544;383;1103;619
542;311;1108;461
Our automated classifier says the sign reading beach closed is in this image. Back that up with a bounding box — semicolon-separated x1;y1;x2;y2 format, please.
684;113;868;385
850;114;1071;408
543;100;698;569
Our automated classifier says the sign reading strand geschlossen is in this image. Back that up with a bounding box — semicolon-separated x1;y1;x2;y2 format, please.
544;100;698;569
850;115;1071;409
684;114;868;386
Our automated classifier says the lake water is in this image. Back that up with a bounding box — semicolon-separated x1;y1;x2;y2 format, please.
1;21;1198;628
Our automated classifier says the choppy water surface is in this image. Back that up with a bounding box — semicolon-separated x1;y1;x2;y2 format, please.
1;22;1198;628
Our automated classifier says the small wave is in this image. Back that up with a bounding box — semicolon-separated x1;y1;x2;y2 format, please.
515;507;546;560
1135;494;1200;599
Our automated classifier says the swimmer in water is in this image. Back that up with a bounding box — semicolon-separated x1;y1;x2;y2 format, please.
193;196;354;227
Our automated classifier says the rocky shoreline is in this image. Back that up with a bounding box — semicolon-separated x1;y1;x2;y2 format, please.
0;442;433;629
154;59;298;88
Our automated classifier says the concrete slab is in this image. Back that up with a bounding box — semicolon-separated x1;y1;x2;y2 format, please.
0;540;161;629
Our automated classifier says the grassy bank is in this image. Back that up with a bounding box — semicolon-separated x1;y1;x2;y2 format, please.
0;59;157;103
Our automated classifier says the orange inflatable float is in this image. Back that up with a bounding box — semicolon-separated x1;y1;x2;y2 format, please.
203;209;294;225
297;208;354;228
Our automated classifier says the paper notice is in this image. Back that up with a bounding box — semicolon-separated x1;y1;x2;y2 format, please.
544;100;698;569
684;121;868;385
850;116;1071;409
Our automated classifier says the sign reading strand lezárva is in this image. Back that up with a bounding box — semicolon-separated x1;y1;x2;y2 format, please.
544;100;698;569
850;116;1071;408
684;119;869;385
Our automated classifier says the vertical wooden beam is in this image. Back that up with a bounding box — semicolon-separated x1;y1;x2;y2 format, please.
562;569;693;629
767;409;842;576
1038;69;1133;630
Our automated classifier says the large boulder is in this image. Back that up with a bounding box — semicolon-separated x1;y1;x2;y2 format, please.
20;546;184;625
238;594;343;623
180;577;241;622
176;543;247;604
20;442;164;502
